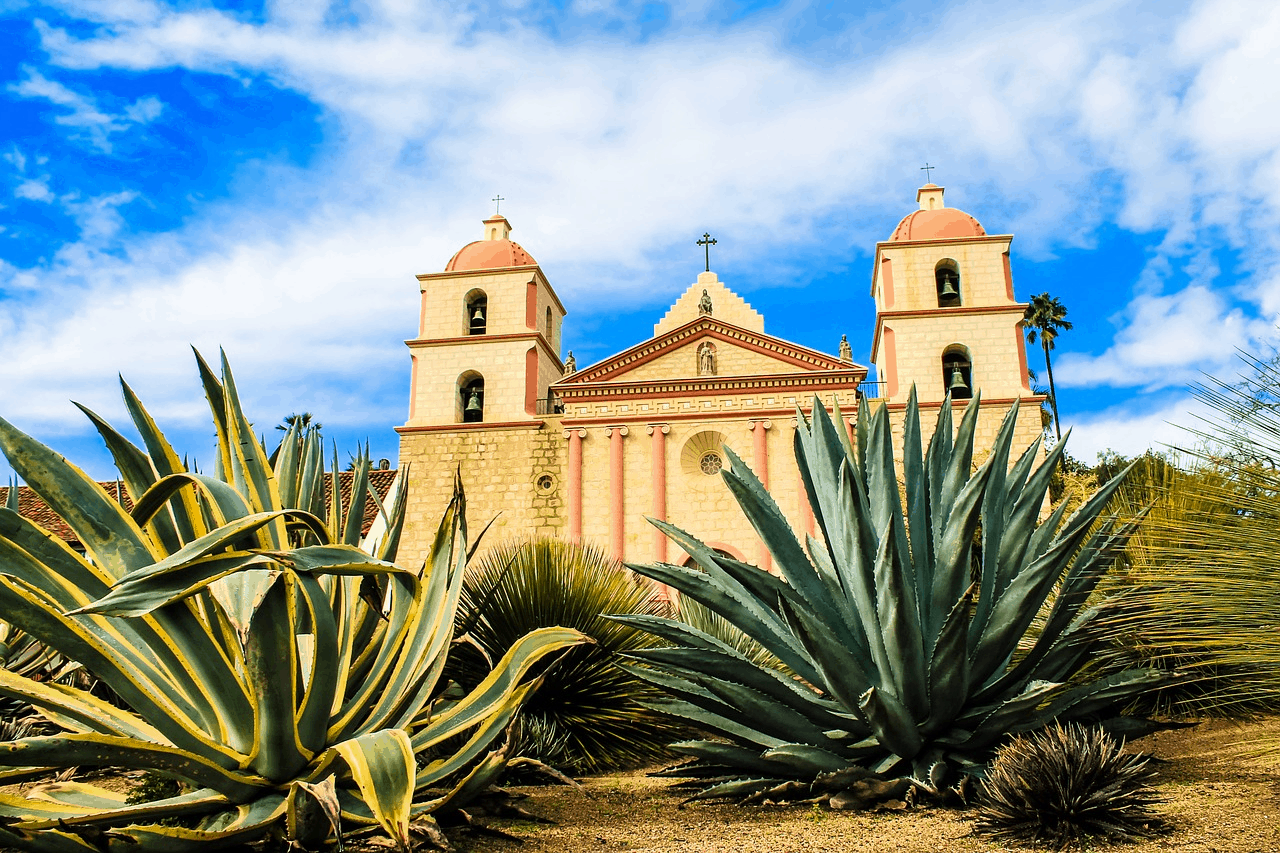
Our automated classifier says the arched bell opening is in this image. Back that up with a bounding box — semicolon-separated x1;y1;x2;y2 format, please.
464;289;488;336
545;306;553;341
457;372;485;423
941;346;973;400
935;260;962;308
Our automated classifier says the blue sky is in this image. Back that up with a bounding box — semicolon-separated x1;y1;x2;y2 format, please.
2;0;1279;481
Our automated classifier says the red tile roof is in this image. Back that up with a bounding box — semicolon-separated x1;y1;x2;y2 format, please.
1;469;398;552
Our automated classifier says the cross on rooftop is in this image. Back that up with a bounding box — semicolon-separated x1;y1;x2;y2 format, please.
920;163;936;183
697;232;717;272
492;194;504;214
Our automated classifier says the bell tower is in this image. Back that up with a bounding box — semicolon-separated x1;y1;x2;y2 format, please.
869;184;1032;406
402;213;566;427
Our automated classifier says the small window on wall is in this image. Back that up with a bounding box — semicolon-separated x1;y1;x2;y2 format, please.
935;260;961;308
942;347;973;400
458;374;485;423
545;306;553;340
465;290;487;336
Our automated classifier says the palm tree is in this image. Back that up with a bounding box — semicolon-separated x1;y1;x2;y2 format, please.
1024;293;1072;441
276;412;321;432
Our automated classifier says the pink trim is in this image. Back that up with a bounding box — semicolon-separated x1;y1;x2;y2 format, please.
883;326;899;398
650;425;668;563
408;356;418;420
609;427;627;560
1003;252;1015;301
881;257;895;309
419;292;430;337
1016;322;1031;390
751;421;772;572
525;281;538;330
395;420;542;434
524;347;539;416
567;429;584;543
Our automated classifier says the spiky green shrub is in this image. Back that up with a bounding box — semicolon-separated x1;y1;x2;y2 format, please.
614;390;1164;804
975;722;1161;848
455;538;685;774
0;352;586;851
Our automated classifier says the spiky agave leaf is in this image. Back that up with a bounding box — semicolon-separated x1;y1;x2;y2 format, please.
619;388;1163;802
975;722;1162;848
0;352;587;852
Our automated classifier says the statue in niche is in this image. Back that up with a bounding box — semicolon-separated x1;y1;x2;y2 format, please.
697;342;716;376
563;351;577;375
698;288;713;317
839;334;852;363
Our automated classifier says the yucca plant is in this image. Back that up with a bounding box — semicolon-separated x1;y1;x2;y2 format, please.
455;538;684;774
975;722;1161;848
0;351;586;851
614;389;1164;804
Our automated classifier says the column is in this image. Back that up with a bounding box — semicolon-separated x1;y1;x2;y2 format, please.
607;426;629;561
564;428;586;543
647;424;669;563
749;420;773;572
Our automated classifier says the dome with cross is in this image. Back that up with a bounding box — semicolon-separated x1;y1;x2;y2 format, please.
888;184;986;242
445;214;538;272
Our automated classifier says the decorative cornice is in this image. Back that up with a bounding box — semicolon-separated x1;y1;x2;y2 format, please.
396;419;545;435
556;371;864;403
405;331;563;369
415;263;540;283
557;316;856;385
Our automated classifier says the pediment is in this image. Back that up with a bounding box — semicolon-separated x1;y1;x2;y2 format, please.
556;317;862;388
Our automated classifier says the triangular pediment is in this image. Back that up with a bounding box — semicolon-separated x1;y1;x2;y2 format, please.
557;317;863;388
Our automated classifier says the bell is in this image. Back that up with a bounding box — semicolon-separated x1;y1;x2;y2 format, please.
948;364;968;393
465;391;482;414
471;307;485;322
939;273;958;300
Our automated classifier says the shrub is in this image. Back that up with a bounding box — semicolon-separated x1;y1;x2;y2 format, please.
456;538;685;774
975;722;1161;848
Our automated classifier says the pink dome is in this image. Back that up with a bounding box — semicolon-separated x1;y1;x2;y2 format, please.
889;207;986;242
444;239;537;272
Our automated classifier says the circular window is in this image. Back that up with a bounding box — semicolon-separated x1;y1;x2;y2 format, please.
699;452;723;475
534;473;556;494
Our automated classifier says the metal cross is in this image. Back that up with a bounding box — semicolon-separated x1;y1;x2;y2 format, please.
920;163;936;183
492;194;504;215
697;232;717;272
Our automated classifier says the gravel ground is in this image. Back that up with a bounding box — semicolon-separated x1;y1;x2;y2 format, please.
452;718;1280;853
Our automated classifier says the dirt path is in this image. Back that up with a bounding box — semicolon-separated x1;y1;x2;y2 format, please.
454;718;1280;853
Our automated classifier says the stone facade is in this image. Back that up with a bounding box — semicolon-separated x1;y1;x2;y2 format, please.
395;188;1047;571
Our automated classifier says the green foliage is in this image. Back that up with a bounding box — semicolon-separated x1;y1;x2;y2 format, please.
1024;292;1072;441
456;538;684;774
0;351;587;851
616;389;1162;804
975;722;1161;849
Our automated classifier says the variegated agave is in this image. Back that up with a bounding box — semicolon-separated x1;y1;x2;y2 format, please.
614;389;1163;805
0;351;586;851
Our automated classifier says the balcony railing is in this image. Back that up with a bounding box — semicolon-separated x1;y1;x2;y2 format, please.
535;394;564;415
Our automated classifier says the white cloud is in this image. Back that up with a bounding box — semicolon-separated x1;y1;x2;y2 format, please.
1065;394;1203;462
14;179;54;202
1055;284;1275;389
4;0;1280;472
8;66;164;151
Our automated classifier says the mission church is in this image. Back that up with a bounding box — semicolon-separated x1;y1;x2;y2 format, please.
394;184;1045;570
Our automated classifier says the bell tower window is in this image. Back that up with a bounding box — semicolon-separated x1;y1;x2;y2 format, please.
935;260;961;308
942;346;973;400
465;290;487;336
458;373;485;423
545;306;553;340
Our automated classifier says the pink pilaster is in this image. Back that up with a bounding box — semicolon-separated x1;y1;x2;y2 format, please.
564;428;586;542
750;420;773;572
608;426;629;561
647;424;669;563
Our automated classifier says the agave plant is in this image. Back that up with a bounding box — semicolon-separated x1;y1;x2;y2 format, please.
0;351;586;851
614;389;1164;804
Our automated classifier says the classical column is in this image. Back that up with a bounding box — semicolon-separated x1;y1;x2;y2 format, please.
647;424;670;563
607;426;629;561
564;428;586;543
749;419;773;572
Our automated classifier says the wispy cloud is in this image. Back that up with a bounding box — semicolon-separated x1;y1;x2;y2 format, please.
8;66;164;152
